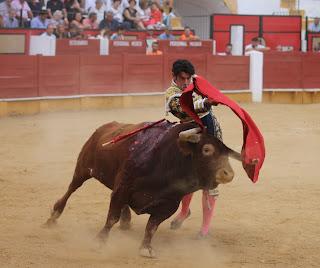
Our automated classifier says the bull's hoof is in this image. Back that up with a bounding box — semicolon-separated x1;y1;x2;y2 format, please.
119;221;131;230
42;218;57;228
96;230;109;243
170;210;191;230
139;247;156;258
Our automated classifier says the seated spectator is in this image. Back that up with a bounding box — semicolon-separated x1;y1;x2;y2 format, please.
108;0;124;24
96;26;111;39
158;26;175;40
30;8;49;28
46;0;65;19
4;8;19;27
11;0;33;25
218;43;233;56
64;0;82;22
179;26;199;40
28;0;42;17
309;17;320;32
41;23;56;38
110;25;125;40
99;11;118;31
87;0;105;24
137;0;150;24
49;10;65;27
144;2;163;29
83;11;98;29
70;11;84;28
55;22;70;38
123;0;145;30
0;0;13;21
162;6;175;27
146;40;162;55
245;37;270;53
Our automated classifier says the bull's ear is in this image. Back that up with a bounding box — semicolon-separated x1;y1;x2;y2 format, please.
177;128;201;155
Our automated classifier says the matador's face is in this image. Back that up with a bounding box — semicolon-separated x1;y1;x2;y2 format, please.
174;72;192;90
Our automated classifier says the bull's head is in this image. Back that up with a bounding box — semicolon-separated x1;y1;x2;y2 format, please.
178;127;242;189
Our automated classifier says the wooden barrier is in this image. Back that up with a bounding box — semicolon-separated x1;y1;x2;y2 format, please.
109;40;146;55
159;40;213;55
56;39;100;55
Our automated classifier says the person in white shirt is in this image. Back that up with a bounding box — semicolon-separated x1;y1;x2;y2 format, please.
308;17;320;32
245;37;270;53
41;23;56;39
87;0;106;24
107;0;124;23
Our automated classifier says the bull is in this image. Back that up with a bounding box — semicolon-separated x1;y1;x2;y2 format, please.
46;120;241;258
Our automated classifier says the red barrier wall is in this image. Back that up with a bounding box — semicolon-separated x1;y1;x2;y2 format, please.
302;54;320;88
56;39;100;55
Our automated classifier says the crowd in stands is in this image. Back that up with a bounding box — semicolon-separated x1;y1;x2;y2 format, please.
0;0;177;33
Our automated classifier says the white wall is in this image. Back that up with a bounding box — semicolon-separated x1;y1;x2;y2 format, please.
237;0;281;15
299;0;320;17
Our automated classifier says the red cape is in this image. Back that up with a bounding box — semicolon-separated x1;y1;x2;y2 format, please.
180;75;265;183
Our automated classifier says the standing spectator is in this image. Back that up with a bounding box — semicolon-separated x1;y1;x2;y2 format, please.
27;0;42;17
55;22;70;38
158;26;174;40
83;11;98;29
41;23;56;38
0;0;12;20
123;0;144;29
49;10;65;27
309;17;320;32
64;0;82;22
87;0;105;24
98;10;118;30
0;14;4;27
110;25;125;40
30;8;49;28
46;0;65;19
70;11;84;28
11;0;33;25
146;40;162;55
245;37;270;53
179;26;199;40
96;26;110;39
4;8;19;27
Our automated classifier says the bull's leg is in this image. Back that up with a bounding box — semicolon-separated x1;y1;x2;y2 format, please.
170;193;193;230
140;201;180;258
45;171;90;226
97;188;126;242
119;205;131;230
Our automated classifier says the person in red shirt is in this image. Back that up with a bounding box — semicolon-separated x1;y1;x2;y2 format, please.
179;26;200;41
144;2;162;28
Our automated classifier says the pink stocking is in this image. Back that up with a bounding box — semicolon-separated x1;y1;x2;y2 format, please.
175;193;193;220
200;190;217;235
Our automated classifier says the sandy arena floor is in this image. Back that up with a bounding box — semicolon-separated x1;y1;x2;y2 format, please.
0;103;319;268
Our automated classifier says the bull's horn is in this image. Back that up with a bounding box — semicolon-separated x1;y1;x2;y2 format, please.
228;149;242;162
179;127;202;143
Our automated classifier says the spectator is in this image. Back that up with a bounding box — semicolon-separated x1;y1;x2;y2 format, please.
218;43;233;56
96;26;110;39
0;14;4;27
0;0;13;20
70;11;84;28
11;0;33;24
137;0;150;24
309;17;320;32
28;0;42;17
146;40;162;55
83;11;98;29
99;10;118;31
245;37;270;53
46;0;65;19
30;8;49;28
158;26;174;40
87;0;105;24
179;26;199;40
162;6;175;27
108;0;124;24
54;22;70;38
4;8;19;27
110;25;125;40
123;0;145;29
144;2;163;29
64;0;82;22
41;23;56;39
49;10;65;27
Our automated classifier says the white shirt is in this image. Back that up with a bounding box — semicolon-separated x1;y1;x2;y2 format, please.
41;32;56;39
308;23;320;32
245;44;265;51
11;0;31;20
107;4;124;23
87;4;106;23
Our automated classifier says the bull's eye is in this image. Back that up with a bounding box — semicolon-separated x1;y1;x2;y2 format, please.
202;144;215;156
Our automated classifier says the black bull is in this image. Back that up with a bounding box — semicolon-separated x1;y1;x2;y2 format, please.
46;120;241;257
